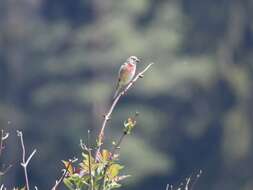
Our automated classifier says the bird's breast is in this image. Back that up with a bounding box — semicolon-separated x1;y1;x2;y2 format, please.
120;64;136;84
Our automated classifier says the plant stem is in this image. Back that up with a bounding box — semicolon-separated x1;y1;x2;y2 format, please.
87;130;94;190
51;158;77;190
95;63;154;161
98;131;127;190
110;133;125;159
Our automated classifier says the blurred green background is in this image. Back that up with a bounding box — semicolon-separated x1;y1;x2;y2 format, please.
1;0;253;189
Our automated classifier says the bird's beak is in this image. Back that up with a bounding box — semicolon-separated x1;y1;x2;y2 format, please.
136;58;141;63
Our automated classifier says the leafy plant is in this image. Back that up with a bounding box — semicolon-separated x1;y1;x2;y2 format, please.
60;62;153;190
62;115;137;190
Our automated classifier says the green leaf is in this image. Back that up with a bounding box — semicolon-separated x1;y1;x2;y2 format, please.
63;178;75;190
107;164;124;180
123;117;137;134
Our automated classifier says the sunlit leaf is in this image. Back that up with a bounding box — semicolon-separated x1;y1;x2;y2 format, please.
107;164;124;180
102;149;111;161
62;160;74;175
124;116;137;134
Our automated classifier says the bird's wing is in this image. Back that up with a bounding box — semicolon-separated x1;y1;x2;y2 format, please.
117;64;128;83
113;64;127;99
115;64;125;89
119;63;127;76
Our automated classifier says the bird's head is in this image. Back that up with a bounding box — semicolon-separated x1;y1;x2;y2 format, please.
127;56;141;65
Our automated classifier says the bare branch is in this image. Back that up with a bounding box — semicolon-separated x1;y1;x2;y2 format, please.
110;133;125;160
17;130;37;190
0;184;6;190
180;170;202;190
95;62;154;161
189;170;202;190
185;176;191;190
166;170;202;190
166;184;173;190
99;112;139;190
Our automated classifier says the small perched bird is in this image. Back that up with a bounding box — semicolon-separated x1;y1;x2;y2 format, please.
113;56;141;99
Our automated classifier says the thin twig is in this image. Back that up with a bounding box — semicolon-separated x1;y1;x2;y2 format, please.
0;184;6;190
51;158;77;190
98;127;129;190
110;112;139;158
174;170;202;190
87;130;94;190
98;133;125;190
17;131;37;190
185;176;191;190
189;170;202;190
95;62;154;161
166;184;173;190
80;135;94;190
110;133;125;160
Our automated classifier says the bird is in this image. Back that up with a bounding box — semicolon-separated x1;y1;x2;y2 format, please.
113;56;141;99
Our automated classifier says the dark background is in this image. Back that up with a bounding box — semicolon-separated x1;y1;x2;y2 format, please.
1;0;253;190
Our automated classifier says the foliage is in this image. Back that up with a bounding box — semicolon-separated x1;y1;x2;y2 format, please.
62;115;137;190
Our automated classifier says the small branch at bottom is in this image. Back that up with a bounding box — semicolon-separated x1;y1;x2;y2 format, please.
17;130;37;190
